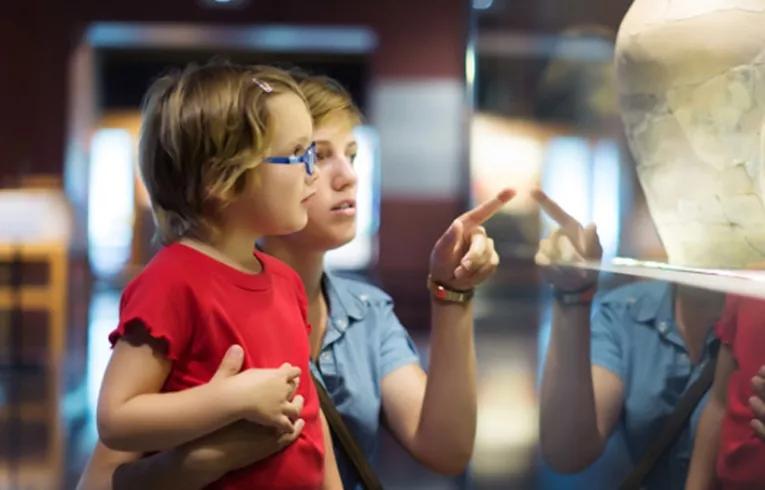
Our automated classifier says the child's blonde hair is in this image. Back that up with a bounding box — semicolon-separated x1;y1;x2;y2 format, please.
139;61;306;244
291;70;362;128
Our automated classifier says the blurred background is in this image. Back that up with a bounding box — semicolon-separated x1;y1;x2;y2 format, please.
0;0;668;488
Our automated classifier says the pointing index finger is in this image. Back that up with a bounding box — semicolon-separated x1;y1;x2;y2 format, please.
531;188;582;237
458;188;515;226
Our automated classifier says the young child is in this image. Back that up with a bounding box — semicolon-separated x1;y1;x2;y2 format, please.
95;62;341;489
686;294;765;490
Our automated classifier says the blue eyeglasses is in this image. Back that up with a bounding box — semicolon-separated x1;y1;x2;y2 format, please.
263;143;316;175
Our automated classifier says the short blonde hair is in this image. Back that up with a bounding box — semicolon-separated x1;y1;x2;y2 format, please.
291;71;362;128
139;62;306;244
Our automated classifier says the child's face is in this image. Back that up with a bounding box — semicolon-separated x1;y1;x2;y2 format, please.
230;91;317;237
286;112;359;251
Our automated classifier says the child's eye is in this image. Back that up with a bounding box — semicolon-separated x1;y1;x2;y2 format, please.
348;153;358;164
316;151;328;161
292;146;304;156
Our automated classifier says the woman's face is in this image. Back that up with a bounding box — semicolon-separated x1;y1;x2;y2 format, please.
288;111;359;251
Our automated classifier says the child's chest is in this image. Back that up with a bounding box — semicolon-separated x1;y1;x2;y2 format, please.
167;287;311;389
732;301;765;372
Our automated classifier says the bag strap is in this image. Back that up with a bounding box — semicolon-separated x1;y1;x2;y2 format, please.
619;346;718;490
312;372;384;490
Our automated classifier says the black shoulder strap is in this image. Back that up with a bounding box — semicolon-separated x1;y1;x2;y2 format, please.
312;372;384;490
619;348;718;490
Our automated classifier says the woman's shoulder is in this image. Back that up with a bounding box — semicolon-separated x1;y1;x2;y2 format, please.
325;272;393;306
599;280;667;304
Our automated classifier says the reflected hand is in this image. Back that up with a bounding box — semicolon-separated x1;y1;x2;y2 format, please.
531;189;602;292
749;365;765;440
429;188;515;292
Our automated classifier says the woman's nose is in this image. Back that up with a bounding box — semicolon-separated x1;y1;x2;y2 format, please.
333;157;357;189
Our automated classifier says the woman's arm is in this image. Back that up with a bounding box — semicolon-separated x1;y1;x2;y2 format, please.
686;344;735;490
533;189;626;471
98;328;302;452
539;302;625;472
381;190;513;475
381;302;476;475
79;422;306;490
80;345;305;489
319;411;343;489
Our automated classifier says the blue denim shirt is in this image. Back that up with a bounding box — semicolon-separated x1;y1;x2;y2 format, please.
311;272;420;490
591;281;718;490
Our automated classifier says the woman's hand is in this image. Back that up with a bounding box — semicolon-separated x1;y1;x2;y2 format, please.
179;419;305;478
429;189;514;292
531;189;602;292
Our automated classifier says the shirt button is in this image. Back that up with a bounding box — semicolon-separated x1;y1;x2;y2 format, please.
658;321;669;334
320;351;332;363
335;318;348;329
358;294;368;302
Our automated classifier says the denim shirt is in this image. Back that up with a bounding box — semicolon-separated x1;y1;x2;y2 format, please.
591;281;718;490
311;272;420;490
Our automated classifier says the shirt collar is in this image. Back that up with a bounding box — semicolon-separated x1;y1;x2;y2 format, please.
629;281;718;352
322;272;368;341
630;281;674;325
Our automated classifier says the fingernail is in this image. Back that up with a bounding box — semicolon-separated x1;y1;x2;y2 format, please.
228;345;243;358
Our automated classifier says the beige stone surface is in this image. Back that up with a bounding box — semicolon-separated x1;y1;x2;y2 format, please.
616;0;765;267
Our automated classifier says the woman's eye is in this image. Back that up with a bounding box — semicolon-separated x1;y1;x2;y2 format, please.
316;151;328;161
293;146;304;156
348;153;358;164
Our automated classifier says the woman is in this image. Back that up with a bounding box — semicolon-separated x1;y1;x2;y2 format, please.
534;189;765;489
77;72;513;489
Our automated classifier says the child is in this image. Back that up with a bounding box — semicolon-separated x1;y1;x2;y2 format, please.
95;62;341;489
686;294;765;490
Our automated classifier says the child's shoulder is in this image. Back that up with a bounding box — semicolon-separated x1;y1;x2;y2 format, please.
124;244;202;294
258;251;302;287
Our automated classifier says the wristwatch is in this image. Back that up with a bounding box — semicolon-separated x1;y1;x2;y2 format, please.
553;283;597;306
427;275;474;304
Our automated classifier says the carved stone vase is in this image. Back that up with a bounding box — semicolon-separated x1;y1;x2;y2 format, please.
616;0;765;267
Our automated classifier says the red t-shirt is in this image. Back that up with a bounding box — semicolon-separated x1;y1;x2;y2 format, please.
714;294;765;490
108;243;323;490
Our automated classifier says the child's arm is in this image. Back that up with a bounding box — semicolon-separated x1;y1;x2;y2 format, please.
97;328;302;453
686;344;736;490
319;410;344;490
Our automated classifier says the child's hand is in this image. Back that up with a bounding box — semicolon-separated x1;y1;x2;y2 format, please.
429;189;514;292
750;365;765;440
223;363;303;433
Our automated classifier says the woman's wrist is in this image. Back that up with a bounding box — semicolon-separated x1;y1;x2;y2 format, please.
552;282;597;307
426;275;474;305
